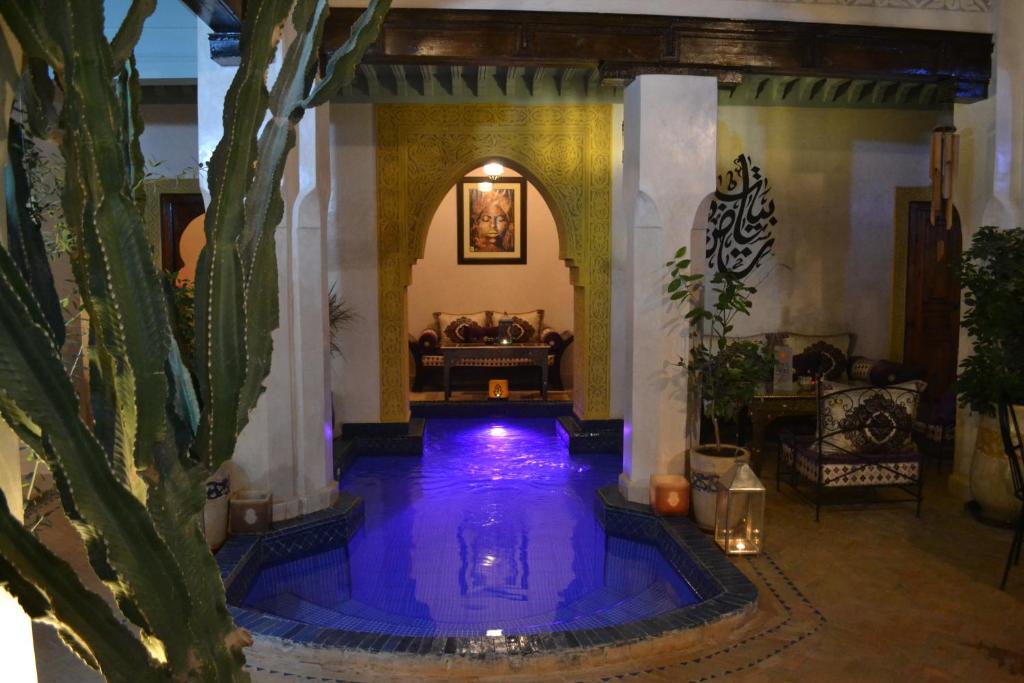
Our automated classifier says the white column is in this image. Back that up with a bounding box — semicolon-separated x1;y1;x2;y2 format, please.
328;103;381;426
951;0;1024;499
198;23;335;521
619;75;718;504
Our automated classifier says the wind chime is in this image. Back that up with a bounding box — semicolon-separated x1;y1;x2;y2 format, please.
929;126;959;262
930;126;959;229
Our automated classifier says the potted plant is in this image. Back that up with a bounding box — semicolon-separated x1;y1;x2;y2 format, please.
667;247;774;529
956;225;1024;523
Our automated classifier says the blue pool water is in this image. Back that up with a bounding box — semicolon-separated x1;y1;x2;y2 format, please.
242;418;700;637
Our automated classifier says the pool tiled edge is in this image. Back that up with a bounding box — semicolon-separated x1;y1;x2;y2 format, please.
217;485;758;658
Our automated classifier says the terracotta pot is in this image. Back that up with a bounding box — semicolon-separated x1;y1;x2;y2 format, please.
689;444;750;531
203;464;230;551
969;410;1024;524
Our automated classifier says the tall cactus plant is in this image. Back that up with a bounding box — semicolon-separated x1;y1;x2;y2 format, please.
0;1;390;680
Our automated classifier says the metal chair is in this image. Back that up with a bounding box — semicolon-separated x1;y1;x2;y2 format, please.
997;399;1024;590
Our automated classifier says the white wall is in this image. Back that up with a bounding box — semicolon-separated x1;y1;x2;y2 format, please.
330;0;991;32
407;170;573;337
717;106;944;358
328;104;381;424
139;103;199;178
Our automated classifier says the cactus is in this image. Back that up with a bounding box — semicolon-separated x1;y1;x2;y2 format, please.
0;0;390;680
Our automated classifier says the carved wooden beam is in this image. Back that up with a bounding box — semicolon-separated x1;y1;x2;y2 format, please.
322;8;992;101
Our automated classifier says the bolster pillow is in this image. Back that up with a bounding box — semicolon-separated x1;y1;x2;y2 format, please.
541;327;561;348
418;328;439;351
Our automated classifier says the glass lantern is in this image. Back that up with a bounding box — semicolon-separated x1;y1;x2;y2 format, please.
714;463;765;555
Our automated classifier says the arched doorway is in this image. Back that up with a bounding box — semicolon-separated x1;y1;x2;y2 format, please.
375;104;612;421
408;164;575;396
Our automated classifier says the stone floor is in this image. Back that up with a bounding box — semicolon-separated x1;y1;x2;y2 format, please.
31;451;1024;682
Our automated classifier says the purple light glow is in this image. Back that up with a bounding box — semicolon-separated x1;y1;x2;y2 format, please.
488;426;509;437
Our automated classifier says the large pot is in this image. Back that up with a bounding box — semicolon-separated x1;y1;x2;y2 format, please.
970;410;1024;524
690;444;750;531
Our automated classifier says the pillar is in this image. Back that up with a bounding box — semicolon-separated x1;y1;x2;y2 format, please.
197;21;335;521
951;0;1024;499
619;75;718;504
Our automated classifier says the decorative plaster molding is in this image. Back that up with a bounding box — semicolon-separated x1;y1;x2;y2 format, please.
375;105;613;421
745;0;990;11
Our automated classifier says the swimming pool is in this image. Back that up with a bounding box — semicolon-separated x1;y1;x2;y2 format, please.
240;418;700;637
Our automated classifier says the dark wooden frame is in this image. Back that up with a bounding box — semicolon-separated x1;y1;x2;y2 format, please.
456;176;527;265
322;9;992;100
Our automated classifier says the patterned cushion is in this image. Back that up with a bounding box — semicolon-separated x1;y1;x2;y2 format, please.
782;439;921;488
435;311;490;344
794;341;847;381
497;309;544;342
783;333;853;356
848;356;875;382
819;381;925;455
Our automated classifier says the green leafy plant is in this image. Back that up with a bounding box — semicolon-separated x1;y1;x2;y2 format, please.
956;225;1024;415
328;284;356;357
667;246;775;453
0;0;390;680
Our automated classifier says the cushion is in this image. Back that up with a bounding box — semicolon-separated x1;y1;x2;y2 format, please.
418;328;439;351
783;333;853;356
781;438;921;488
868;360;919;387
541;327;561;348
848;356;875;382
435;311;490;344
497;309;543;342
819;381;925;455
793;341;847;381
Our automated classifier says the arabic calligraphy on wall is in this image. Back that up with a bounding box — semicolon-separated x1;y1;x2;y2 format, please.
707;154;777;279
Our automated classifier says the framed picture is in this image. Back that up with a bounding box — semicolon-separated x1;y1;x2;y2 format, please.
457;176;527;265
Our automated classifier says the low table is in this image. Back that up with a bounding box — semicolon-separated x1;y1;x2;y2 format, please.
749;388;817;473
441;343;551;400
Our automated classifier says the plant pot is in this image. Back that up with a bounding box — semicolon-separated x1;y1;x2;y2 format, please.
969;411;1024;524
689;444;750;531
203;465;230;550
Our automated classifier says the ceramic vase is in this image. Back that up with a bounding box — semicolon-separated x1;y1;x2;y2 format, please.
689;445;750;531
969;410;1024;524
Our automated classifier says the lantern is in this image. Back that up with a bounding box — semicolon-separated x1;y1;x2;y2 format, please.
714;463;765;555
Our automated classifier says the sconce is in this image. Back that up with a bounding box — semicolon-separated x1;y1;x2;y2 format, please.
483;162;504;181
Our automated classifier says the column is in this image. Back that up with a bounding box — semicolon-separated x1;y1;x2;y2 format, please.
951;0;1024;499
618;75;718;504
198;21;335;520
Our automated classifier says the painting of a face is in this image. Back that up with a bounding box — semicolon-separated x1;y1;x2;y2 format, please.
470;190;514;252
457;176;527;264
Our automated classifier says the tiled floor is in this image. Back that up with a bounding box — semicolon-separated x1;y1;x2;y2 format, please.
31;451;1024;682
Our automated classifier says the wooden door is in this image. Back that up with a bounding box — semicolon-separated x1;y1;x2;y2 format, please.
160;193;205;273
903;201;961;402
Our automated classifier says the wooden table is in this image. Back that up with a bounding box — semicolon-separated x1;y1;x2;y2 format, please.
440;343;550;400
749;389;817;473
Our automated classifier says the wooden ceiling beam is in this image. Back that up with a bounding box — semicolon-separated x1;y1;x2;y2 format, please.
321;8;992;101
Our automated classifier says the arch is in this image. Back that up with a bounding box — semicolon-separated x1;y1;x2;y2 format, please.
409;156;572;270
376;104;612;421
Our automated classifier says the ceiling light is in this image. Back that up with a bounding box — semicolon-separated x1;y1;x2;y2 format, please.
483;162;504;181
